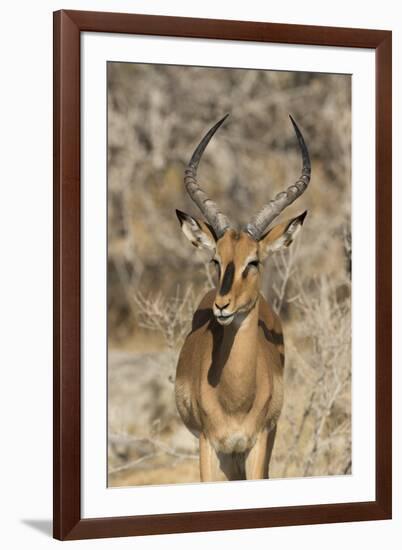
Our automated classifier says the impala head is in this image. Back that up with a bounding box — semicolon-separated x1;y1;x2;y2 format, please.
176;114;311;326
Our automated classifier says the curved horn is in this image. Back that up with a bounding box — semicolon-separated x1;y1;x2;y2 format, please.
184;115;231;238
245;115;311;241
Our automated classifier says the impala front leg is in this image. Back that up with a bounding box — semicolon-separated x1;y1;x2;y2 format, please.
245;426;277;480
200;433;218;481
200;433;236;482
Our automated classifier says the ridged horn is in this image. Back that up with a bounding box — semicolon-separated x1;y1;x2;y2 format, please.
184;115;231;238
245;115;311;240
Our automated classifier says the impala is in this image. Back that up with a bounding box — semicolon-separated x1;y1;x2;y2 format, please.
175;114;311;481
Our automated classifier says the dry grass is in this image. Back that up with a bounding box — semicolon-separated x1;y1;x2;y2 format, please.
107;63;351;486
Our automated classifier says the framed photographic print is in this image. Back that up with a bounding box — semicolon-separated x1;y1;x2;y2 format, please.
53;10;392;540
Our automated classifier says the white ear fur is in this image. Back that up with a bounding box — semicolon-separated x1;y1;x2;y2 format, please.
259;211;307;259
176;210;216;251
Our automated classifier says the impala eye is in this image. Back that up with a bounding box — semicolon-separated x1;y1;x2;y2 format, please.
242;259;259;279
248;260;259;268
210;259;221;277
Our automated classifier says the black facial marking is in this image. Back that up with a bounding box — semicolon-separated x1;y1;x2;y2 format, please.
219;261;235;296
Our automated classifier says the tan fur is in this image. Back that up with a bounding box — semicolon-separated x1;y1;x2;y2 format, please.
175;229;287;481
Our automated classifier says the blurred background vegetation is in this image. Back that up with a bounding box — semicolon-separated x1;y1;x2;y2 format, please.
107;62;351;487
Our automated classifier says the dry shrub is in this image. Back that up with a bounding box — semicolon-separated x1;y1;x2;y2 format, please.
270;244;351;478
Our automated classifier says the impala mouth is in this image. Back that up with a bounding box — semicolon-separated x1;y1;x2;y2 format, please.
215;312;235;326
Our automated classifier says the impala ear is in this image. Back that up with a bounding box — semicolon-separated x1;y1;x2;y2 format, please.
176;210;217;251
259;211;307;260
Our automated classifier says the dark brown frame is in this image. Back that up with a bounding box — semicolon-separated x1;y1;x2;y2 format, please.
53;9;392;541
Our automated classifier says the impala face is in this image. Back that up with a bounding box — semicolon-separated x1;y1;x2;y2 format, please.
212;230;260;325
176;211;307;326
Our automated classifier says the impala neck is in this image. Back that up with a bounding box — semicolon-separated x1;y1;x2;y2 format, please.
210;300;259;414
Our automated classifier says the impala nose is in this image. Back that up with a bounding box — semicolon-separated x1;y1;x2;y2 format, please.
215;301;230;312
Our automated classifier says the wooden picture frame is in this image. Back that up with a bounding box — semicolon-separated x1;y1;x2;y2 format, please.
53;9;392;540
